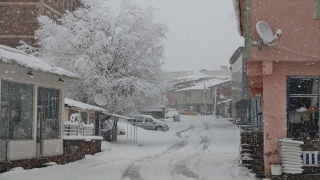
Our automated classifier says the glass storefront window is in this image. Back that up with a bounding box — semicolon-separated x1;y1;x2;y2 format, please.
288;77;320;141
289;78;319;95
1;80;33;140
38;87;60;139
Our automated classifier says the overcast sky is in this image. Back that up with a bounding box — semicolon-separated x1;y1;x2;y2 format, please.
104;0;244;73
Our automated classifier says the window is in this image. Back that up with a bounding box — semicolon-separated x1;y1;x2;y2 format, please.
145;118;153;123
1;80;33;140
64;0;68;10
72;1;76;11
137;117;143;122
81;112;88;124
38;87;60;139
288;77;320;140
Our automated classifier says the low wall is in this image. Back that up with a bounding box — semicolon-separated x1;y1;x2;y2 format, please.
0;139;102;173
84;140;102;155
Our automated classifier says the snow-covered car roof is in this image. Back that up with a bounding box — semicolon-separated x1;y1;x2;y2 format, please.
0;45;79;79
65;98;107;112
141;115;166;123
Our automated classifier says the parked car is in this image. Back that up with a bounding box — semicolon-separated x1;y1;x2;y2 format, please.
179;109;198;115
127;115;169;131
166;109;181;122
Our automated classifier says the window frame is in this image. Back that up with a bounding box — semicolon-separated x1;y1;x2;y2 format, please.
287;76;320;138
1;79;34;140
38;87;61;140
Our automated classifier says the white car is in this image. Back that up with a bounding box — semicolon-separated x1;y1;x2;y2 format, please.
128;115;169;131
166;109;181;122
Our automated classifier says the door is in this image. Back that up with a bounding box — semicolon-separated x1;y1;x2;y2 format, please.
36;107;43;157
0;111;7;162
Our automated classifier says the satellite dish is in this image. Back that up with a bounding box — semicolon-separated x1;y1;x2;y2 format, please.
256;21;282;46
94;94;107;106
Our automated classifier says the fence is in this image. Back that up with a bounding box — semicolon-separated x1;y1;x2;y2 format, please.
64;122;94;136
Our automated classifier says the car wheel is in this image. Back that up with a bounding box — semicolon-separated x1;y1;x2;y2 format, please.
156;126;164;131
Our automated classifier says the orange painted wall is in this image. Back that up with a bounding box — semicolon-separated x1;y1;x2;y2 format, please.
250;0;320;62
262;61;320;174
247;0;320;175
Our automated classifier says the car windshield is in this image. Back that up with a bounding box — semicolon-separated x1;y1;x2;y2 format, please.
145;118;153;123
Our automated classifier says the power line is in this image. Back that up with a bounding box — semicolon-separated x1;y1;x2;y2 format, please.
272;44;320;60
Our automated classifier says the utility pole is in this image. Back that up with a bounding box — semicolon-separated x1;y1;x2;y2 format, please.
203;82;207;114
214;87;217;113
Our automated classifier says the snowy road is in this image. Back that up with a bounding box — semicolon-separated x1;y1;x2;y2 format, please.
0;115;255;180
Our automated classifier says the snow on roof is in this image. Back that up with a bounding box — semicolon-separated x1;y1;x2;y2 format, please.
232;0;242;36
65;98;107;112
63;135;103;141
217;99;231;105
0;44;79;79
176;76;231;92
172;72;211;81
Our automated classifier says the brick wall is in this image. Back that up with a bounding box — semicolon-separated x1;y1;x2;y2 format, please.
0;139;102;173
0;0;81;47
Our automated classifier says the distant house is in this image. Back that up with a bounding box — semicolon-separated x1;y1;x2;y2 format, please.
142;106;165;119
199;66;232;76
208;80;232;118
216;99;231;118
175;76;231;113
0;45;78;163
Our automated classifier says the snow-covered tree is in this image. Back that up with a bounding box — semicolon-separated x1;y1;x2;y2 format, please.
25;0;168;114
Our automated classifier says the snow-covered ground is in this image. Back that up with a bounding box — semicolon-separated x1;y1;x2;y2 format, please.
0;115;255;180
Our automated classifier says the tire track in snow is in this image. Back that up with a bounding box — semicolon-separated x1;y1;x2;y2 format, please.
170;153;203;180
122;163;143;180
194;121;211;150
175;124;194;138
